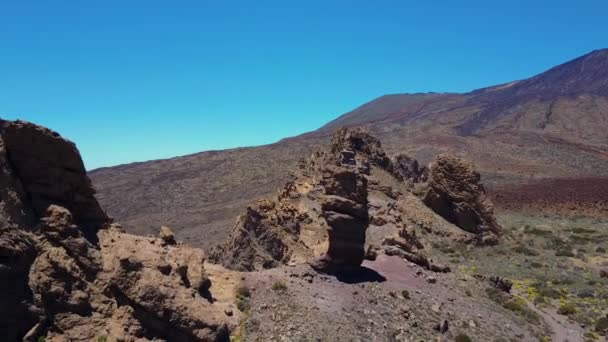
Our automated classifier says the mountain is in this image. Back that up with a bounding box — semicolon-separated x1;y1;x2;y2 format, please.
89;49;608;249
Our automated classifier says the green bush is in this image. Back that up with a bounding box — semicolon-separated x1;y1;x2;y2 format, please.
595;317;608;335
235;285;252;312
485;288;540;323
97;337;108;342
557;302;577;315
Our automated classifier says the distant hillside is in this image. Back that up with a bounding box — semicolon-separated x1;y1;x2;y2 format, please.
90;49;608;249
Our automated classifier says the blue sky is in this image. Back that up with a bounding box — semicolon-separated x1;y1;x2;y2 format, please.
1;1;606;170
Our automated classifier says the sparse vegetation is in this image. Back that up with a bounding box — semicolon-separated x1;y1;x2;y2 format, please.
235;285;252;312
595;317;608;335
271;280;287;292
555;247;575;257
485;288;540;323
97;336;108;342
557;302;577;316
454;333;472;342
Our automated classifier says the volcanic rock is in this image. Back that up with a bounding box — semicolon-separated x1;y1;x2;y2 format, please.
391;154;428;184
422;154;501;242
0;120;110;240
0;120;231;341
311;164;369;272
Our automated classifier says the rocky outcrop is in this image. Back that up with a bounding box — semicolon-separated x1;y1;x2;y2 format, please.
0;120;109;239
311;164;369;272
328;127;392;170
209;199;311;271
2;204;231;341
423;154;501;244
0;120;232;341
391;154;428;184
211;127;501;273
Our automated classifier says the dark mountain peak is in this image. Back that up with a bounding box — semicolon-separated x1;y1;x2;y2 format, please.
491;48;608;99
456;49;608;135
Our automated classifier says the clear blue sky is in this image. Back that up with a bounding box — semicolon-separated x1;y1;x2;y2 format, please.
1;1;606;170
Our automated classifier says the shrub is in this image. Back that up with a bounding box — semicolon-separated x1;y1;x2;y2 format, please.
455;333;472;342
557;302;577;315
401;289;410;299
595;317;608;335
513;245;539;256
555;248;575;257
596;247;606;253
97;337;108;342
465;289;472;297
271;281;287;292
236;285;251;298
235;285;252;312
486;288;540;323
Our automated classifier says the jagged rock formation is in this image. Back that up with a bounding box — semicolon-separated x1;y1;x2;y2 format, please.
423;154;501;244
1;120;109;240
391;154;428;184
211;127;500;273
0;120;232;341
209;199;312;271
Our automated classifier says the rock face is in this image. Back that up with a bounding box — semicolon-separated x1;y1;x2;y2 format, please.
391;154;428;184
211;128;381;272
209;199;311;271
312;164;369;271
0;120;109;239
0;120;231;342
423;154;501;243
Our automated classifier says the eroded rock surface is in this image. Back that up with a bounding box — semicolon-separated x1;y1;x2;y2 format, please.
423;154;501;243
0;120;109;239
211;127;500;273
0;120;232;342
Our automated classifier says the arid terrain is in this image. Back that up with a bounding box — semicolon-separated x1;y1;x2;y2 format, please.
90;49;608;249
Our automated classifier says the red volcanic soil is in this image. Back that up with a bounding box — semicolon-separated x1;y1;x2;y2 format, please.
489;177;608;217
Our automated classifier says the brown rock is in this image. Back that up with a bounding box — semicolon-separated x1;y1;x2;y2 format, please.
312;165;369;272
434;319;449;333
391;154;428;184
159;225;177;245
423;154;501;241
328;127;392;171
0;120;231;341
0;120;110;240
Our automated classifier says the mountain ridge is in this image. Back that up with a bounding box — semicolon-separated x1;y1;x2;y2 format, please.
89;49;608;249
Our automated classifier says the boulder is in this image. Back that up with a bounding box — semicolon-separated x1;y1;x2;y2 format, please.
159;225;177;245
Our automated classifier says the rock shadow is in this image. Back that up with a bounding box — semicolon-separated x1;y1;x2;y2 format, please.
331;266;387;284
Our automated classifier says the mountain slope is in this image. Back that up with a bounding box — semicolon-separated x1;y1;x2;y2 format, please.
89;49;608;249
